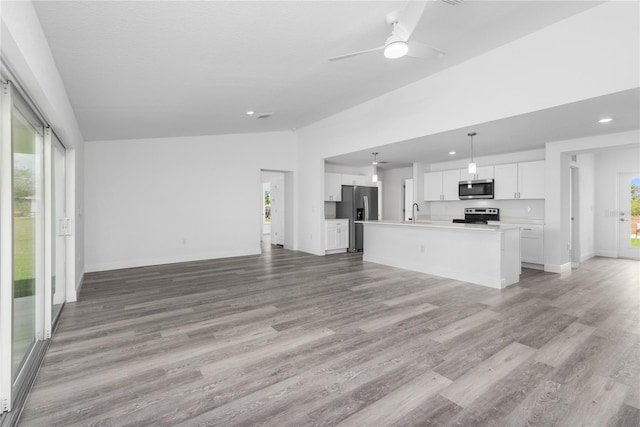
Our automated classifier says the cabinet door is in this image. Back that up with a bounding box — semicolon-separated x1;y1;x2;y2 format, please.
336;222;349;249
325;224;338;250
442;170;461;200
520;227;544;264
494;163;518;200
518;161;545;199
324;173;342;202
423;172;443;201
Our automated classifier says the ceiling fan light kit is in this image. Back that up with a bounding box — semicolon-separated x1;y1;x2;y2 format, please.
384;39;409;59
328;2;444;62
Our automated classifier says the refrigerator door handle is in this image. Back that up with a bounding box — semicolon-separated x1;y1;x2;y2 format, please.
363;195;369;221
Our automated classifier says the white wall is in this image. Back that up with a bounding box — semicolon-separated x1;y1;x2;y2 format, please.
381;167;413;221
296;1;639;256
84;132;296;271
594;145;640;257
1;0;85;300
577;153;595;262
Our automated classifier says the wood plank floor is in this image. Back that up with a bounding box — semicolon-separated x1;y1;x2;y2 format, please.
19;245;640;426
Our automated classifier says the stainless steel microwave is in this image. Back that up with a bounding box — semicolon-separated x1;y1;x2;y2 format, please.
458;179;494;199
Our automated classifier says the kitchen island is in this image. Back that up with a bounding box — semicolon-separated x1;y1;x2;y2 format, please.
357;220;520;289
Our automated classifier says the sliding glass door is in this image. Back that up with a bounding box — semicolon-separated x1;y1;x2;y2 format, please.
1;79;67;417
11;99;44;382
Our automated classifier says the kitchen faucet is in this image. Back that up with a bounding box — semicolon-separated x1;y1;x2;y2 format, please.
412;203;419;224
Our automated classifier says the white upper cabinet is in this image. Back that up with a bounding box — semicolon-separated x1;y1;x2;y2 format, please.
442;170;461;200
518;160;545;199
494;161;545;200
494;164;519;199
424;170;460;201
424;172;443;201
460;166;495;182
324;173;342;202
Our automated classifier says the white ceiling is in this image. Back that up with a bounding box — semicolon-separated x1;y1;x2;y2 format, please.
326;88;640;168
33;0;609;143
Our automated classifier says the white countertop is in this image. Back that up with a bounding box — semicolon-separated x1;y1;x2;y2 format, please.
356;220;519;232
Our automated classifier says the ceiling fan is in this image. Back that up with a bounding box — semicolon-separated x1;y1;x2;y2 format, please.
329;1;445;62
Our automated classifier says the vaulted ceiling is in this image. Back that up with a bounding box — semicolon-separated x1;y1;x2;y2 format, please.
34;0;611;143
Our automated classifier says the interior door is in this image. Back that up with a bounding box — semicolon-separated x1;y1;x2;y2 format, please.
618;173;640;259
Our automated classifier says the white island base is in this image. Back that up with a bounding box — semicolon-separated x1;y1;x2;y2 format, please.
359;221;521;289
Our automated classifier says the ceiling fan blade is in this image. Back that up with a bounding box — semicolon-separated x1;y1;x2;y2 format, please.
328;45;384;61
397;1;427;39
407;40;445;59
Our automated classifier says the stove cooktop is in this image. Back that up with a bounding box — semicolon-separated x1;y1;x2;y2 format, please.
452;207;499;224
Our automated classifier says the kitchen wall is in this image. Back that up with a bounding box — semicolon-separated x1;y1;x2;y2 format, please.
428;200;545;222
2;1;86;299
84;132;296;272
296;1;638;257
594;145;640;257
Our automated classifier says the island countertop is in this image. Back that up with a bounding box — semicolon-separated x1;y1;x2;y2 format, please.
355;219;519;232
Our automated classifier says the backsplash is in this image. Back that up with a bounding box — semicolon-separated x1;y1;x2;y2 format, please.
324;201;337;219
428;199;545;222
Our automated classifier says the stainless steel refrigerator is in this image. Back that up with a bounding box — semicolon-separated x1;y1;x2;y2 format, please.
336;185;378;252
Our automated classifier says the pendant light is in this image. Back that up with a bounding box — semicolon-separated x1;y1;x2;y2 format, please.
467;132;477;174
371;152;379;182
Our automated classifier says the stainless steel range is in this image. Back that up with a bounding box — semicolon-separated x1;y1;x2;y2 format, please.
452;208;500;224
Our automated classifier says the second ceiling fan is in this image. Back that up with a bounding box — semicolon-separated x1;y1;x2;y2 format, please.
329;1;445;62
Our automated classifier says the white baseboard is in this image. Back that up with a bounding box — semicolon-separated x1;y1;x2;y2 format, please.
85;249;261;273
594;250;618;258
297;246;325;256
521;262;544;271
580;252;595;262
544;262;572;273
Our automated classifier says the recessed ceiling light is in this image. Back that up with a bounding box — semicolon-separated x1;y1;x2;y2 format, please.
449;151;456;155
598;117;613;123
246;110;255;116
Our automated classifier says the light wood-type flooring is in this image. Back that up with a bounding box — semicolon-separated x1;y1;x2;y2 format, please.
19;244;640;426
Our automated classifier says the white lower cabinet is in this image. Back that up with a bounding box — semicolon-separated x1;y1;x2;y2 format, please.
520;225;544;265
325;219;349;254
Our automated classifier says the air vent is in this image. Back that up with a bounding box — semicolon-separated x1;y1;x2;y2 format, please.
441;0;464;5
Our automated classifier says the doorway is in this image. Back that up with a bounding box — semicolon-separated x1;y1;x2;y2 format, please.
260;170;291;251
618;172;640;259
